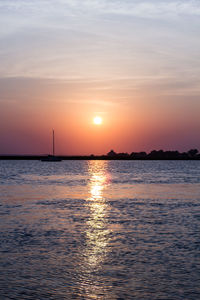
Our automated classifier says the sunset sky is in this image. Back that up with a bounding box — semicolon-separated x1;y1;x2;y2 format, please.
0;0;200;155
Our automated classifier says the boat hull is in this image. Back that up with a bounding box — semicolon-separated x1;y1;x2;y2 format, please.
41;156;62;162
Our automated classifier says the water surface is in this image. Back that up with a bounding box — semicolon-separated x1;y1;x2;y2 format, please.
0;160;200;299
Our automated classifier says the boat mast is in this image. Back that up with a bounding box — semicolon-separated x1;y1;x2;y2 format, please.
52;129;55;156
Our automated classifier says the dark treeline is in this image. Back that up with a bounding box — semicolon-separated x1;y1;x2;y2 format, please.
106;148;200;160
0;148;200;160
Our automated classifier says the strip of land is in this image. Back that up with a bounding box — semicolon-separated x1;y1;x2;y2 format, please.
0;149;199;160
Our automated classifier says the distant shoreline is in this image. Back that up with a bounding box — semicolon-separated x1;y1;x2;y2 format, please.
1;149;199;160
0;155;199;161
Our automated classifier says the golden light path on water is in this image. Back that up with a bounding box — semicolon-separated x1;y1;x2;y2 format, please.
78;161;112;299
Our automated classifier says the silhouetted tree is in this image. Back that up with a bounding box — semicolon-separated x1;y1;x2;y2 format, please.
187;149;199;158
131;152;147;159
107;150;116;157
118;152;129;157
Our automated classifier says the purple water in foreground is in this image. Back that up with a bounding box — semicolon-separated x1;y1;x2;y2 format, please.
0;160;200;299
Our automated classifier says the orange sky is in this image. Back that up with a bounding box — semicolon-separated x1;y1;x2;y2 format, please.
1;77;199;155
0;1;200;154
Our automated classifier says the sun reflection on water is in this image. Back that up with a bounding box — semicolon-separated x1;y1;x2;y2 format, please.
78;160;111;298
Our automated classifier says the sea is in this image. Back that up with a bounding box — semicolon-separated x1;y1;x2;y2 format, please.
0;160;199;300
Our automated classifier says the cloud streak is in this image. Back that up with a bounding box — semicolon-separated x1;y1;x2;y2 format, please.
1;0;200;18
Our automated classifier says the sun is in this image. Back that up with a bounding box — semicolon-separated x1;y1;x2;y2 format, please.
93;116;102;125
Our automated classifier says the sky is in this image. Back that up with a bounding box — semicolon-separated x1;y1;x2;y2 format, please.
0;0;200;155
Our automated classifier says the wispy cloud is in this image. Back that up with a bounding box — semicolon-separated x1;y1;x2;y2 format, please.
1;0;200;18
101;0;200;18
0;0;200;96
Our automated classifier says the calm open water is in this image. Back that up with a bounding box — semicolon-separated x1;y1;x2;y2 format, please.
0;160;199;300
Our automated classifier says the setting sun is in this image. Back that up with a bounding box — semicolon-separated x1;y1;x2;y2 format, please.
93;116;102;125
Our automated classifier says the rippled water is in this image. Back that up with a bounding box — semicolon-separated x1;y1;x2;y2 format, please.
0;160;200;299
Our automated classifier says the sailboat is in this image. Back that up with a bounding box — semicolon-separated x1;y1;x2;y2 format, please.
41;129;62;161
